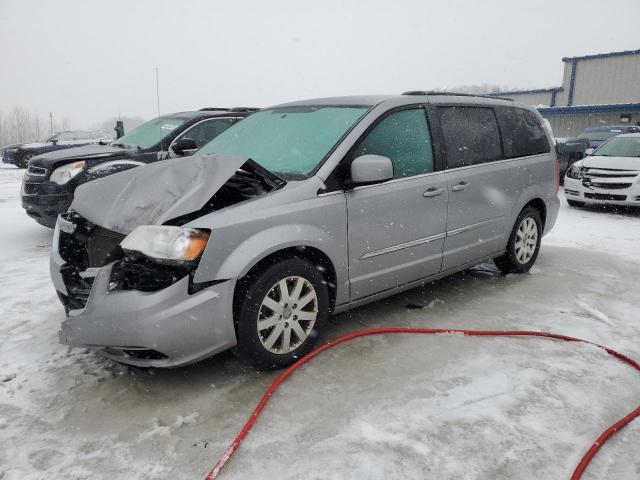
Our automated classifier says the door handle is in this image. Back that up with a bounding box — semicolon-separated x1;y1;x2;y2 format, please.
452;181;470;192
423;187;444;197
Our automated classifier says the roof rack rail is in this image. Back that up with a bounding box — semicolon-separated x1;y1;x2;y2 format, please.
402;91;514;101
229;107;260;112
198;107;230;111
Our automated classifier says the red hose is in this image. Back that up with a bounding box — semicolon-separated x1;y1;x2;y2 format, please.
203;328;640;480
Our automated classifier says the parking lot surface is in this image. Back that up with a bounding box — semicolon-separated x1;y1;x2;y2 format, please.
1;165;639;479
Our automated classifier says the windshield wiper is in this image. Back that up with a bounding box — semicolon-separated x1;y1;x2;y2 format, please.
112;142;130;148
242;160;287;189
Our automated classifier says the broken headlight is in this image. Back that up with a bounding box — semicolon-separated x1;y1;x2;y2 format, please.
120;226;210;263
566;164;583;179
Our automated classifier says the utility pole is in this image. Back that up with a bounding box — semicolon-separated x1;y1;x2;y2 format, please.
155;68;161;116
49;112;53;134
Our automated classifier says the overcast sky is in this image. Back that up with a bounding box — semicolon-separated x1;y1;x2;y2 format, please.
1;0;639;128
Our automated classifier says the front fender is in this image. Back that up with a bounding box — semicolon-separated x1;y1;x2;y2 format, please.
212;224;341;279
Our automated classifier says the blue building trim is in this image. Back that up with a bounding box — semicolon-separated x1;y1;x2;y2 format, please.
567;60;578;106
496;49;640;108
562;48;640;63
537;103;640;116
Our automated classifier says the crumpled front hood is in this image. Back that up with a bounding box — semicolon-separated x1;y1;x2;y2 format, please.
30;144;129;168
71;154;249;234
580;155;640;171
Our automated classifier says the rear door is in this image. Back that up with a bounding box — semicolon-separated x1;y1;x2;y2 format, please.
345;106;448;300
436;105;514;270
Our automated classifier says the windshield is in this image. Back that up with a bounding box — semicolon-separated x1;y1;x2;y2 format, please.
197;106;368;178
113;116;187;150
578;130;622;142
593;136;640;157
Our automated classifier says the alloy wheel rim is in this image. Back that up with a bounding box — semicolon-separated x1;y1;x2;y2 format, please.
515;217;538;264
257;276;318;354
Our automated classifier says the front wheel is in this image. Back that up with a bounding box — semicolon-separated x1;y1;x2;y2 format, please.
234;257;329;369
494;207;542;274
16;152;34;169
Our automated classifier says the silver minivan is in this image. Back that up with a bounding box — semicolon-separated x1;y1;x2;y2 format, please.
51;93;560;369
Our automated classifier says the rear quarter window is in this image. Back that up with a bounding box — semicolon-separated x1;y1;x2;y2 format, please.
436;106;502;168
495;107;550;158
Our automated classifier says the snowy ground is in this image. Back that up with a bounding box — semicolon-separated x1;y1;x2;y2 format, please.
0;163;639;479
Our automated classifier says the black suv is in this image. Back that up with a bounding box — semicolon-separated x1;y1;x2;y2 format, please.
22;108;257;227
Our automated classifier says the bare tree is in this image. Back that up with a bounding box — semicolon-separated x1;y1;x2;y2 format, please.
8;107;32;144
0;110;5;147
53;116;71;132
31;110;44;141
0;106;79;148
0;107;148;149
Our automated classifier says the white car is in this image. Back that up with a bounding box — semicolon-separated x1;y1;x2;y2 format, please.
564;133;640;208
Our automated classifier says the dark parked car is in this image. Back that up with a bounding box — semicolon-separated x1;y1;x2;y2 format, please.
2;131;112;168
577;125;640;154
22;108;257;227
555;137;589;181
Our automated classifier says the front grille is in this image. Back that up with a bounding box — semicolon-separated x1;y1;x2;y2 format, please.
121;349;168;360
586;182;632;190
2;149;16;161
27;165;46;176
22;182;68;195
58;212;125;269
22;183;40;194
584;168;638;178
584;193;627;201
87;226;126;268
102;347;169;360
587;172;638;178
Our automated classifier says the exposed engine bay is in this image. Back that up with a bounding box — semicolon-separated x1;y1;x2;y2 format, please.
56;158;285;312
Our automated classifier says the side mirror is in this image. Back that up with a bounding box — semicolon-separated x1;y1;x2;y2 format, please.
171;138;198;155
51;138;58;145
350;154;393;185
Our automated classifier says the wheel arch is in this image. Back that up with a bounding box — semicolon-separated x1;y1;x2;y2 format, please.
233;245;338;315
522;198;547;232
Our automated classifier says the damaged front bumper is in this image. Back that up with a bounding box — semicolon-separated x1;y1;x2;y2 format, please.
51;222;238;368
564;176;640;207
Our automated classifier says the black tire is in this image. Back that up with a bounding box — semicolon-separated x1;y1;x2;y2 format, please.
494;207;542;274
234;257;329;370
567;199;585;208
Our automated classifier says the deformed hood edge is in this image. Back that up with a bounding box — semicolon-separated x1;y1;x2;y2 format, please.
71;154;251;234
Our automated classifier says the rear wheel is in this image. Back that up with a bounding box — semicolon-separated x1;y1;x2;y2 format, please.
494;207;542;274
234;257;329;369
567;199;585;208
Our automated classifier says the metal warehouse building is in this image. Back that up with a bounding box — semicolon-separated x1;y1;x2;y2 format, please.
495;49;640;137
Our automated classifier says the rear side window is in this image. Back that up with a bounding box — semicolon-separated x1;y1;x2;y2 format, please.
178;118;235;149
436;106;502;168
351;108;434;178
495;107;550;158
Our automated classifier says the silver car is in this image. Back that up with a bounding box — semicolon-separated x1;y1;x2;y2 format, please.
51;93;560;369
564;133;640;208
